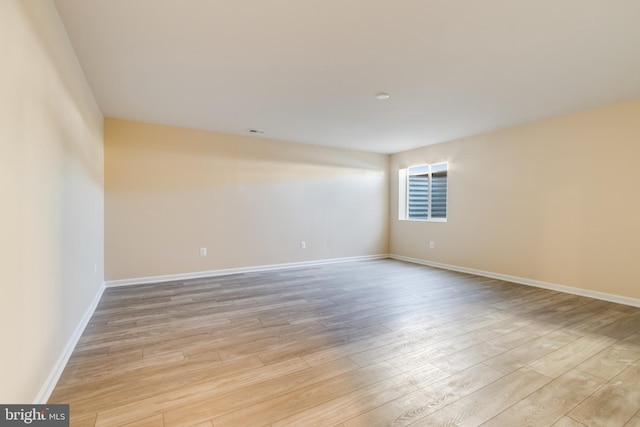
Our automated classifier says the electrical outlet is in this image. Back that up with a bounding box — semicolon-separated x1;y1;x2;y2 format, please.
200;248;207;256
300;241;306;249
429;241;435;249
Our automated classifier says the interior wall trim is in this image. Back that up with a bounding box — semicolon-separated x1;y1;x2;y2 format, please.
34;282;106;404
105;255;390;288
390;254;640;308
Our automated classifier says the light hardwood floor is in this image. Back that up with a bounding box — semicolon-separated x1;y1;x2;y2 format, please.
49;259;640;426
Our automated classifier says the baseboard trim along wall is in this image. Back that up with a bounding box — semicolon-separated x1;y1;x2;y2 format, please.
35;282;106;404
104;252;640;305
105;255;390;288
390;254;640;309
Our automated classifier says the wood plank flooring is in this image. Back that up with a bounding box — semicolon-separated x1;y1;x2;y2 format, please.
49;259;640;426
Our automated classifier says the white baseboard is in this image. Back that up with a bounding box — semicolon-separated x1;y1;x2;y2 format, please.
105;254;390;288
106;254;640;308
34;282;106;404
390;254;640;308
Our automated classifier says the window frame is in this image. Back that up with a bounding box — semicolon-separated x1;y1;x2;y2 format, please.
398;162;448;222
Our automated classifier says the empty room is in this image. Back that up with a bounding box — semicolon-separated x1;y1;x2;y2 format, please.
2;0;640;426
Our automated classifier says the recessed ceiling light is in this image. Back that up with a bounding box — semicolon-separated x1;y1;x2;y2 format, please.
375;92;390;100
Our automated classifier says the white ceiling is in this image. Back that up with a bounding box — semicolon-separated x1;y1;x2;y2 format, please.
54;0;640;154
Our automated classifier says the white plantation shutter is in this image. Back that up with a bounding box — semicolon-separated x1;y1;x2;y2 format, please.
430;163;447;219
406;163;447;220
408;165;429;219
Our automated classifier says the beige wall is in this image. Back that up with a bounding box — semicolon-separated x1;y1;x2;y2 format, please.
105;119;389;281
0;1;104;402
391;99;640;300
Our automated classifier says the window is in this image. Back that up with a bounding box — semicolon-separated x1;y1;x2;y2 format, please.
399;162;448;221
